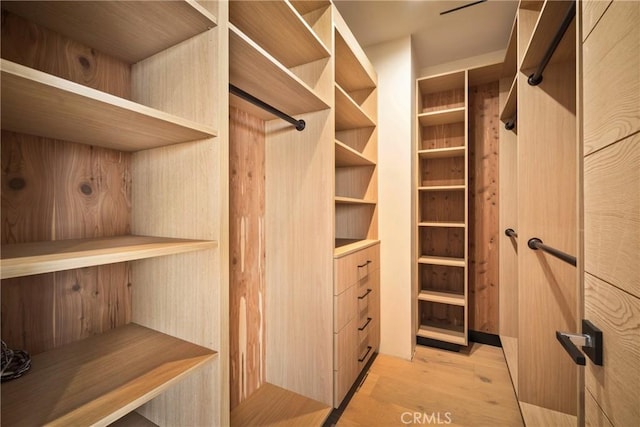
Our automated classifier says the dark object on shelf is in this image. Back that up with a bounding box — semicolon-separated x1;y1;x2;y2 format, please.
229;84;306;131
1;340;31;382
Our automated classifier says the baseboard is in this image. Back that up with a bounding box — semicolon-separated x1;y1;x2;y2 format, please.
416;336;462;352
469;330;502;347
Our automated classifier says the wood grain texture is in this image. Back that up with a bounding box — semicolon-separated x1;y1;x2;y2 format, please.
1;1;216;64
335;166;376;200
585;390;614;427
0;324;215;427
229;107;266;410
519;402;576;427
335;84;376;130
265;109;334;405
517;54;578;413
584;133;639;297
502;16;518;79
110;411;157;427
335;127;377;162
1;10;131;98
583;1;640;155
582;0;612;42
296;2;332;56
501;335;518;395
517;6;542;68
335;204;377;240
468;82;499;334
335;140;375;167
420;122;465;150
418;264;465;295
419;190;465;223
584;273;640;427
334;9;376;92
419;227;465;259
421;88;465;113
419;156;465;187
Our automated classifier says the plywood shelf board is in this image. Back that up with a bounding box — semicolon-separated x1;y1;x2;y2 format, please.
229;1;330;69
418;290;465;306
520;0;576;71
418;185;466;192
334;239;380;258
417;146;465;159
418;108;466;127
335;196;377;205
335;140;375;166
418;256;466;267
0;1;216;63
500;76;518;122
290;0;332;15
417;71;465;94
1;235;217;279
0;324;216;427
0;60;218;151
109;411;158;427
502;15;518;78
417;324;466;345
418;222;466;228
334;22;376;92
335;84;376;130
229;24;329;119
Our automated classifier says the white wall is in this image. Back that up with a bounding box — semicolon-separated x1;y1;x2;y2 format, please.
365;36;414;360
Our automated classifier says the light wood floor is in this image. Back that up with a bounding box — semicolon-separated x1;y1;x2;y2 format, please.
337;343;524;426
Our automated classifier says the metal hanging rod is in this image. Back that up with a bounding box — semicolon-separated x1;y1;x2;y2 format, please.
527;237;576;266
505;115;517;131
505;228;518;238
229;84;305;131
527;1;576;86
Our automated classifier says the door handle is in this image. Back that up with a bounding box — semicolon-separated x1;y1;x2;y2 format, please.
556;319;603;366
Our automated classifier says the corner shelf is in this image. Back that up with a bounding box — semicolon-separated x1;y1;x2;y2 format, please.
417;324;466;345
418;290;465;306
229;24;329;120
229;0;330;68
417;146;465;159
418;256;466;268
335;84;376;130
335;140;375;167
1;236;217;280
335;196;376;205
0;1;216;63
0;324;216;427
417;107;466;127
0;60;218;152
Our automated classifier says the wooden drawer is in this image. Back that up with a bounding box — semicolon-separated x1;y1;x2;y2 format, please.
334;317;357;371
334;243;380;295
334;360;358;408
357;324;376;370
356;268;379;322
334;284;357;333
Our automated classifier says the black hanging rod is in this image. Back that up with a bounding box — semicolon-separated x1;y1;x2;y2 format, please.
528;237;576;266
505;115;517;131
229;84;305;131
527;1;576;86
505;228;518;238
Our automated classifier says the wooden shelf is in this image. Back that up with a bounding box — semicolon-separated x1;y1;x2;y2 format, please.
500;76;518;122
334;28;376;92
418;107;466;127
0;60;217;152
110;412;157;427
502;16;518;79
418;290;465;306
335;196;376;205
417;146;465;159
229;1;330;68
1;1;216;63
418;185;466;192
229;24;329;120
417;324;466;345
231;383;331;427
417;71;465;94
0;324;216;427
335;84;376;130
334;239;380;258
335;139;375;167
418;222;466;228
1;235;217;280
290;1;332;15
418;256;466;267
520;0;576;71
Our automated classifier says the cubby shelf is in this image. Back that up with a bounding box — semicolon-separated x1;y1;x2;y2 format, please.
335;140;375;167
0;1;216;63
417;146;465;159
418;222;466;228
229;0;330;68
417;107;466;127
418;256;466;268
520;0;575;71
0;60;218;152
417;324;466;345
335;84;376;130
0;324;216;427
334;27;376;92
418;290;465;306
1;235;217;280
418;185;466;192
500;75;518;122
335;196;376;205
334;239;380;258
229;24;329;120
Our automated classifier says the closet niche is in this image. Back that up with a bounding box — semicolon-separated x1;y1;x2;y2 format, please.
228;1;335;424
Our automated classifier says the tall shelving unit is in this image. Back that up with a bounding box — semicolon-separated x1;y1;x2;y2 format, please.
415;70;469;347
0;2;228;426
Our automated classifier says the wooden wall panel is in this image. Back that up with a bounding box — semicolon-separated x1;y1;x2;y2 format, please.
581;0;612;42
584;273;640;427
420;123;465;150
585;391;614;427
468;82;499;334
229;107;266;410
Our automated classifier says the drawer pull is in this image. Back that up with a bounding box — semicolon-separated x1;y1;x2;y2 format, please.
358;345;372;362
358;288;372;300
357;260;372;268
358;317;372;331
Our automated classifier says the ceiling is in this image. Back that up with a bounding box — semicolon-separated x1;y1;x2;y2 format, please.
333;0;518;70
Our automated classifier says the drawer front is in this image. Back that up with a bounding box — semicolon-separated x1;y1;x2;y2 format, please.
356;268;379;323
357;326;376;370
334;284;357;333
334;362;358;408
334;317;357;371
334;243;380;295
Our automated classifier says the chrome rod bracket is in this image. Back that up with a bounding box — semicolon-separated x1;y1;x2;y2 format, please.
556;320;603;366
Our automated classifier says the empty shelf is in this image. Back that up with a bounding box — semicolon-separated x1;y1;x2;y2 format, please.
0;60;217;152
1;1;216;63
418;185;466;192
230;1;330;68
335;196;376;205
0;324;216;427
335;84;376;130
1;235;217;279
418;256;466;267
417;146;465;159
418;107;466;127
418;290;465;306
418;222;465;228
334;28;376;92
500;76;518;122
417;324;466;345
335;140;375;167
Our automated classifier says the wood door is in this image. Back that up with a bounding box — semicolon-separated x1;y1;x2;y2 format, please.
581;1;640;425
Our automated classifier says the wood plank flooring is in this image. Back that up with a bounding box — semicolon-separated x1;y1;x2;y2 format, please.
337;343;523;426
